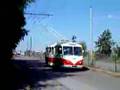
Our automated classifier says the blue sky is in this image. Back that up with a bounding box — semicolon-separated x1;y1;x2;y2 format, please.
16;0;120;52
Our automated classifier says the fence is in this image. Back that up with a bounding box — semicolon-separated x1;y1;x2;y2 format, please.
84;53;120;72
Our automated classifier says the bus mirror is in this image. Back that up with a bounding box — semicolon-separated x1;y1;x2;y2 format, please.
58;47;62;54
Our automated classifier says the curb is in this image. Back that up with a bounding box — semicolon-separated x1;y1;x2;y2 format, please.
86;66;120;77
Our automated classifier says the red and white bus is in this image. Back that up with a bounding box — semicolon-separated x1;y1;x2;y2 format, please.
45;41;84;68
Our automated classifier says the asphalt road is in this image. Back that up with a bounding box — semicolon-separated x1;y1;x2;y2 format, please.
12;56;120;90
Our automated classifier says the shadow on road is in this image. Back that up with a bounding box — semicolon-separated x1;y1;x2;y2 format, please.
4;59;89;90
52;66;89;72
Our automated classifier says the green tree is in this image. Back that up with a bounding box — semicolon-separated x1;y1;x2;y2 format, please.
112;42;120;59
79;41;87;51
0;0;34;89
111;42;120;72
95;29;113;56
115;43;120;58
0;0;34;61
79;41;87;56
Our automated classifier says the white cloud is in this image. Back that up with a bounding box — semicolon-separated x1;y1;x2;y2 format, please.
107;14;113;19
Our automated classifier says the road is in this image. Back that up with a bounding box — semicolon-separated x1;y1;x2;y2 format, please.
12;56;120;90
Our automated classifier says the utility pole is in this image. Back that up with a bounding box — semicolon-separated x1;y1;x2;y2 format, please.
90;6;93;65
30;36;32;52
29;36;32;56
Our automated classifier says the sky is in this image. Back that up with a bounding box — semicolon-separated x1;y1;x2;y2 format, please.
16;0;120;52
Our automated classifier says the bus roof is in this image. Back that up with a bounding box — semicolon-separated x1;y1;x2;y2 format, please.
47;42;57;48
59;42;82;47
46;41;82;48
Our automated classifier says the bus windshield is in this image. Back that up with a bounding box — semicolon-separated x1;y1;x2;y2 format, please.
63;46;82;56
74;47;82;56
63;46;73;55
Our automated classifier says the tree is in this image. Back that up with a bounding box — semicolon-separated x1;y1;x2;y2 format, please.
79;41;87;56
0;0;34;61
80;41;87;51
112;42;120;59
95;29;113;56
0;0;34;89
111;42;120;72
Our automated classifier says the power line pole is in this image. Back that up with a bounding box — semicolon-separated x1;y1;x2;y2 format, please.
90;6;93;65
30;36;32;52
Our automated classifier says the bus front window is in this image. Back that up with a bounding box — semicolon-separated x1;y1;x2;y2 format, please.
63;46;73;55
74;47;82;56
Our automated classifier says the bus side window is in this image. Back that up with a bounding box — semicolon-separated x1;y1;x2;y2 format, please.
55;46;62;54
52;47;54;54
48;48;51;53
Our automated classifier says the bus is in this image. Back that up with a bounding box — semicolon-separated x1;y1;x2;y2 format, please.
45;41;84;68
